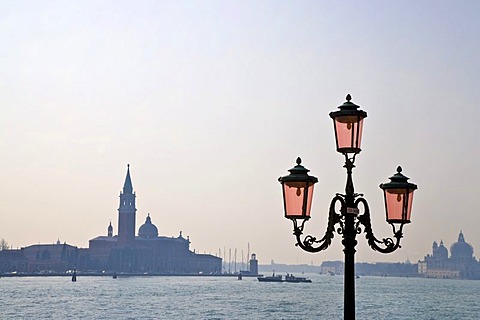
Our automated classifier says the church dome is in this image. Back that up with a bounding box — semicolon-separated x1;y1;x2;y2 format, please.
436;240;448;260
450;231;473;260
138;214;158;239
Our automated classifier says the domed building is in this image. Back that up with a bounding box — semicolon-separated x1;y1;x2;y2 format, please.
420;231;480;279
138;214;158;239
86;165;222;274
450;231;474;262
0;166;222;275
436;241;448;260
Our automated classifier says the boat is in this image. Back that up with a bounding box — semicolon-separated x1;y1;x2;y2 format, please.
257;271;283;282
257;272;312;283
285;274;312;283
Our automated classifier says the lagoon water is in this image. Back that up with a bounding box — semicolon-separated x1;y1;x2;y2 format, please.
0;274;479;319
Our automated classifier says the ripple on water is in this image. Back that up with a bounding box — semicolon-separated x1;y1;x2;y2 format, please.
0;275;479;319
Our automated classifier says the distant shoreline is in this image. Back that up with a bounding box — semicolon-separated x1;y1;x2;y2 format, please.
0;272;260;278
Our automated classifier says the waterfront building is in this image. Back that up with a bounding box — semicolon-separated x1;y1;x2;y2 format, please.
319;260;418;277
419;231;480;279
249;253;259;275
238;253;259;275
0;240;77;273
355;261;417;277
0;166;221;274
320;261;344;275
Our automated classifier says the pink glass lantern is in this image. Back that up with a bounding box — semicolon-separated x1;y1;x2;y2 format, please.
279;157;318;220
380;166;418;224
329;94;367;154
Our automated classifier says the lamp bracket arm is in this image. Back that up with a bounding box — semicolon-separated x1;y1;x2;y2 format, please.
292;196;343;253
355;198;403;254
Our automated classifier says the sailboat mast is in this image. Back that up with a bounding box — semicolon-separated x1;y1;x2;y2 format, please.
234;248;237;273
247;243;250;272
228;248;231;274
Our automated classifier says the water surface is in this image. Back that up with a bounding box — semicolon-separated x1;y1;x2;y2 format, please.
1;275;478;319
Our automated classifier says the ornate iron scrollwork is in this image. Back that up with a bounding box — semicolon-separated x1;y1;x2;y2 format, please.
356;197;404;254
293;196;343;253
290;154;405;255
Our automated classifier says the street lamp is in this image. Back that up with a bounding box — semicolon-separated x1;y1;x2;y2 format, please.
278;94;418;320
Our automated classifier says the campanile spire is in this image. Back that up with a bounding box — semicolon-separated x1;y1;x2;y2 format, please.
123;164;133;194
118;164;136;247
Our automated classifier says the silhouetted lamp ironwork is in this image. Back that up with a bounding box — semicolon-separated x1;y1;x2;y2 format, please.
278;94;418;320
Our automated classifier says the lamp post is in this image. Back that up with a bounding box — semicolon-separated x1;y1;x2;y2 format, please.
278;95;418;320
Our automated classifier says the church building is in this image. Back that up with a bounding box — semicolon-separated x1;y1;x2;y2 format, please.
0;165;222;275
84;165;222;274
418;231;480;279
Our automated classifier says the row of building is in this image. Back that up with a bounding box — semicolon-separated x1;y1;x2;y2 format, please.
1;166;477;279
320;231;480;280
0;166;222;275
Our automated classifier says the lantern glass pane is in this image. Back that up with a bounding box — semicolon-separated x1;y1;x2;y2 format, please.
384;189;415;223
283;182;315;219
334;116;364;152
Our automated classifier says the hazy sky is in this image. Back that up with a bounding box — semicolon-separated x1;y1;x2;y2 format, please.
1;1;480;265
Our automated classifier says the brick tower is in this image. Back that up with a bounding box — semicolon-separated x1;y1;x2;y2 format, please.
117;164;136;247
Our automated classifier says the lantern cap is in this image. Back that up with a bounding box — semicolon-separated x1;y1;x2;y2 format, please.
329;94;367;119
278;157;318;184
380;166;418;191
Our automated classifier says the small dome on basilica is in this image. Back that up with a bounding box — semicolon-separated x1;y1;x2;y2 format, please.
450;231;473;260
436;240;448;260
138;214;158;239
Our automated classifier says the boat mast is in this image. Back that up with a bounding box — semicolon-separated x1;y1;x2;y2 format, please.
228;248;231;274
234;248;237;274
247;243;250;272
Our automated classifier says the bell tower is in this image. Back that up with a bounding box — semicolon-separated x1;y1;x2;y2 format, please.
108;221;113;237
118;164;136;247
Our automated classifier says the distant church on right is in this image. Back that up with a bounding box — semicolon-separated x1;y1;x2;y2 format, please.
418;231;480;279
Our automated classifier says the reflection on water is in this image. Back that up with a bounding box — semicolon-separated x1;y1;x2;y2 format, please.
0;275;479;319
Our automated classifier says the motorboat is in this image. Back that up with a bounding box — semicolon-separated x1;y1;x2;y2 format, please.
258;272;312;283
257;271;283;282
285;273;312;283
